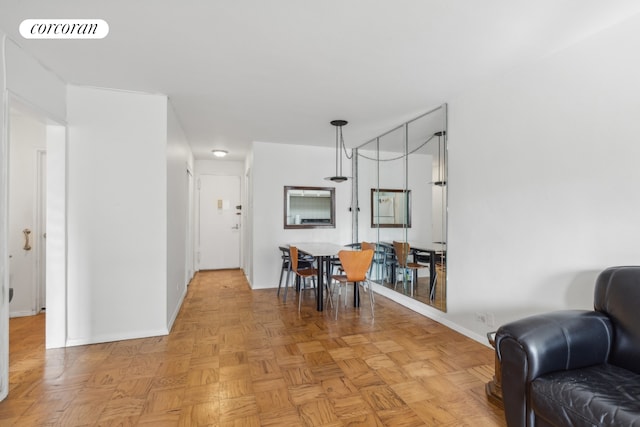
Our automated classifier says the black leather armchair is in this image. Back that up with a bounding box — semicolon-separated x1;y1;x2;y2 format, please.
495;266;640;427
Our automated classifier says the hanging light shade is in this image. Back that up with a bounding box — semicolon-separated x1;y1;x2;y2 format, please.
327;119;349;183
431;130;447;186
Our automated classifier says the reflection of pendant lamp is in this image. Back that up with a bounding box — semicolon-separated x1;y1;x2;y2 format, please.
327;120;349;183
432;131;446;186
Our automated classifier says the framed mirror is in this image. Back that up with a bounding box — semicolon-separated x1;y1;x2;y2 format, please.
371;188;411;228
284;186;335;229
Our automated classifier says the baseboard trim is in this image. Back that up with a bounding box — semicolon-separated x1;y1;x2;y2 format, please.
9;310;36;318
65;328;169;348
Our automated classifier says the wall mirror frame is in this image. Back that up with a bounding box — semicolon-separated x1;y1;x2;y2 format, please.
371;188;411;228
284;186;335;229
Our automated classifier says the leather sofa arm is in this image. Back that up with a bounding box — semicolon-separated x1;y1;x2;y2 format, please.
495;310;612;427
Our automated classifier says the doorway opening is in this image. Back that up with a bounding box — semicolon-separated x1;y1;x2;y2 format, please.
7;95;67;349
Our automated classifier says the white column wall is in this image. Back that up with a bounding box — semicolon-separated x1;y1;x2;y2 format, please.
66;85;168;345
0;33;8;402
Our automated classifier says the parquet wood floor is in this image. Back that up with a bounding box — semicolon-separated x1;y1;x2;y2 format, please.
0;269;506;426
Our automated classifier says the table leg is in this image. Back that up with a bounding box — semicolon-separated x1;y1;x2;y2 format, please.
325;257;332;291
353;282;360;307
316;256;324;311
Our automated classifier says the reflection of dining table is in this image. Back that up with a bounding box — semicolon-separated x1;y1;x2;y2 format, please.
380;241;445;298
292;242;353;312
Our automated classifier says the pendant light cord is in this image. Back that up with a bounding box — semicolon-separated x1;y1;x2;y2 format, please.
357;133;437;162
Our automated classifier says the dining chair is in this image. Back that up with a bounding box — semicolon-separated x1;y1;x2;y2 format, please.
393;241;427;297
331;249;375;319
278;246;314;302
330;243;360;271
277;246;291;299
289;246;319;312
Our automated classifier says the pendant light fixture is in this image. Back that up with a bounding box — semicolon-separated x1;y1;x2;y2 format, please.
327;119;349;183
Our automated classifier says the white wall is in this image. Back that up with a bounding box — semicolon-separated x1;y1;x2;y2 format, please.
166;101;194;329
250;141;353;289
66;85;168;345
443;13;640;342
8;111;46;317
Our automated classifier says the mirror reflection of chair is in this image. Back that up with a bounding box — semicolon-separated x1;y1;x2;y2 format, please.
381;244;397;284
392;241;427;297
331;249;375;319
360;242;381;280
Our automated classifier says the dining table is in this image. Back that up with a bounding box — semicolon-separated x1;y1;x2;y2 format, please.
290;242;355;312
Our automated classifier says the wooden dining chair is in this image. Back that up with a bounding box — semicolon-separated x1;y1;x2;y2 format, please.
393;241;427;297
331;249;374;319
289;246;319;312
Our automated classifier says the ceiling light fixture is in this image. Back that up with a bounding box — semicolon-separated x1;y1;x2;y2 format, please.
212;149;228;158
327;119;349;183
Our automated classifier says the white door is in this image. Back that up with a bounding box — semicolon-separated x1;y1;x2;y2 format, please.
198;175;241;270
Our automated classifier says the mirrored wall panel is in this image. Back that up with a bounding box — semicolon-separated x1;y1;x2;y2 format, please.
355;105;447;311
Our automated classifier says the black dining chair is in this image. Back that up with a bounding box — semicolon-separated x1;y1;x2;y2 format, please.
278;245;315;302
277;246;292;300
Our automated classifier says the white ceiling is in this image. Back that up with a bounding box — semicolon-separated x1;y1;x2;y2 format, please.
1;0;639;160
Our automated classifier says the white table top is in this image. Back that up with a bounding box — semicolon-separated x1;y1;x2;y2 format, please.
289;242;347;257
